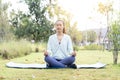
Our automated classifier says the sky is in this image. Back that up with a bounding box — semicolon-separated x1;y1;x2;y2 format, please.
3;0;120;31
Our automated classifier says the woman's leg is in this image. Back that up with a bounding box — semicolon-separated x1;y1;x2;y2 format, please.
44;56;65;68
59;56;75;65
59;56;77;68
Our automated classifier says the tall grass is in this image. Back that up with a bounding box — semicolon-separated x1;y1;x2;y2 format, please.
0;40;32;59
0;40;47;59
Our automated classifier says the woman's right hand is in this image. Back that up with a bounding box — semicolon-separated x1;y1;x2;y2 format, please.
44;50;48;56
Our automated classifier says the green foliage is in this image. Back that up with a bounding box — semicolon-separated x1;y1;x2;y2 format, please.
82;30;97;43
87;30;97;43
109;21;120;51
10;0;82;43
69;24;83;45
109;20;120;64
73;45;84;51
10;0;54;42
74;44;103;51
84;44;103;50
0;40;32;59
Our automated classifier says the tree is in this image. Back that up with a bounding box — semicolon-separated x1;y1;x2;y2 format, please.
82;30;97;44
70;25;82;45
98;1;113;50
10;11;32;39
109;20;120;64
98;1;120;64
63;14;83;45
87;30;97;43
10;0;54;42
0;0;13;42
98;1;113;26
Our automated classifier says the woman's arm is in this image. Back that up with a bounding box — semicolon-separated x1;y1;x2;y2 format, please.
68;36;76;56
68;36;73;54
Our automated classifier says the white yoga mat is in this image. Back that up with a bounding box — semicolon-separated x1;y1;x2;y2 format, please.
77;62;106;69
6;62;106;69
6;62;46;69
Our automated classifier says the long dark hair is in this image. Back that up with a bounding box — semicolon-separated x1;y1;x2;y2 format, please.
55;20;66;34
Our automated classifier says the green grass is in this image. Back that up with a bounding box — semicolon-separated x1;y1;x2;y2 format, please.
0;50;120;80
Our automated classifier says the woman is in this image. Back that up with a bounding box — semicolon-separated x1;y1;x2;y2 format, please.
44;20;76;68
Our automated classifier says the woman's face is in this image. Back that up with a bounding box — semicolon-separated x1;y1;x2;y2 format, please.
55;21;64;33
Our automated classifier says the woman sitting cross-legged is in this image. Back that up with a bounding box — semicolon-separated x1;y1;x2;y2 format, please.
44;20;77;69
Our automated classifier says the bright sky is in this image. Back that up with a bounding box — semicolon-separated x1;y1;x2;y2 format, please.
58;0;120;30
3;0;120;31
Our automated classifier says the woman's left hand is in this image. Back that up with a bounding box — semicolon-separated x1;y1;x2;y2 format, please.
72;51;76;57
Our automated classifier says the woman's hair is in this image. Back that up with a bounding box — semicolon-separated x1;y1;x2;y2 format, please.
55;20;66;33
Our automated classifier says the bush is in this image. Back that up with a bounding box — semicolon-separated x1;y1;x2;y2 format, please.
84;44;103;50
0;40;32;59
73;45;80;51
31;42;46;52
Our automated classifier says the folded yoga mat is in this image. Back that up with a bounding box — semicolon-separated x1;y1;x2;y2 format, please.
6;62;106;69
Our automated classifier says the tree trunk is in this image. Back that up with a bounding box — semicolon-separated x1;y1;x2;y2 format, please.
113;50;118;64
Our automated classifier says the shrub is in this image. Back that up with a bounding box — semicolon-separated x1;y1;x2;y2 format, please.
84;44;103;50
31;42;46;52
73;45;80;51
0;40;32;59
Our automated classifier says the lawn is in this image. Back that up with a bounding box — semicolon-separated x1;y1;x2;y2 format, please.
0;50;120;80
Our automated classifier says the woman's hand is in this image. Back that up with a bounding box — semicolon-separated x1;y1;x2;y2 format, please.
44;50;48;56
72;51;76;57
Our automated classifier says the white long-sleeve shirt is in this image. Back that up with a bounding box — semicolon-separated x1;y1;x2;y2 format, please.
47;34;73;59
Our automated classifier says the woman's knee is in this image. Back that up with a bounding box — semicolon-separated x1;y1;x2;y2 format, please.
44;56;55;63
70;56;75;63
